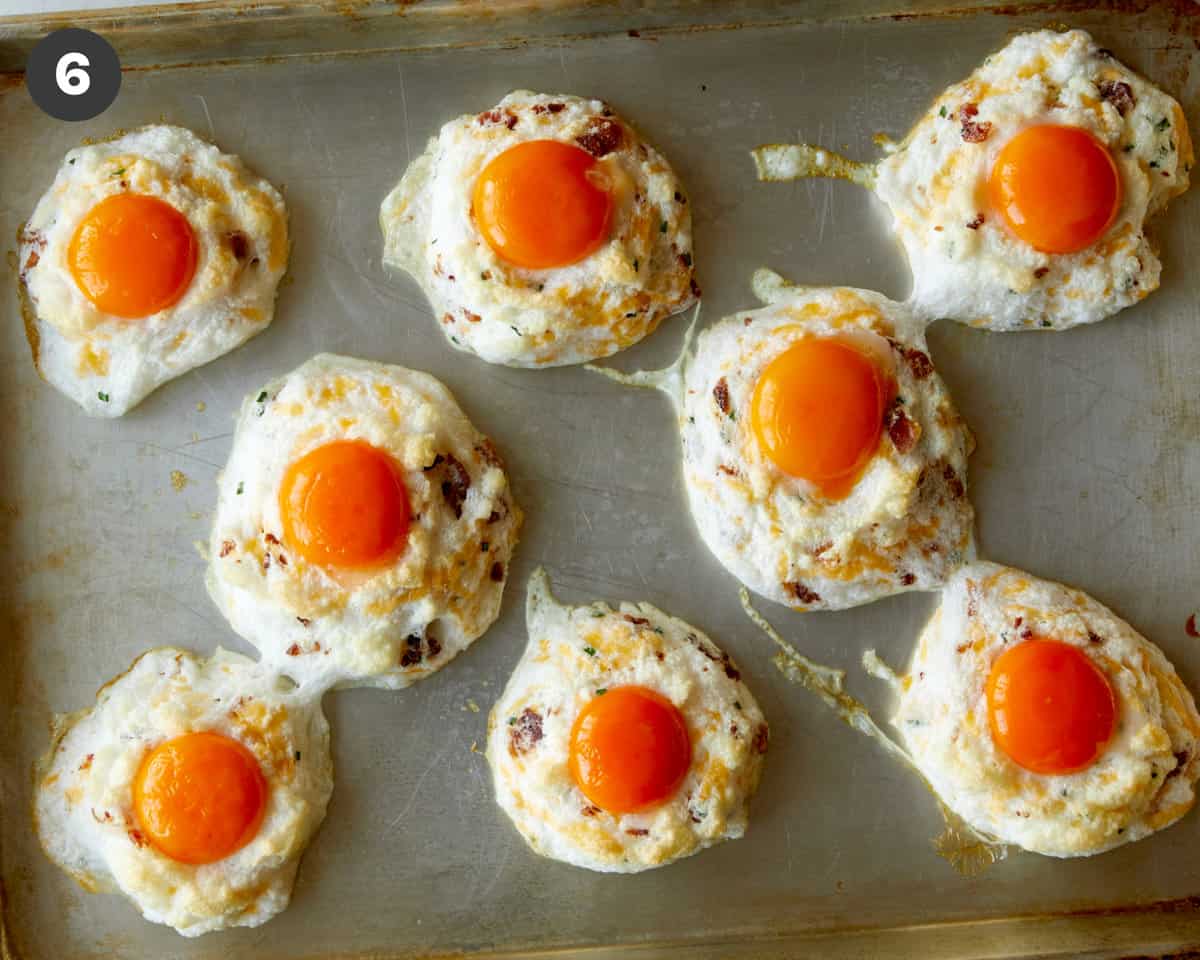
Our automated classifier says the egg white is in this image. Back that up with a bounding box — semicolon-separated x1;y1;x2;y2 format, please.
487;569;768;873
206;354;522;692
18;124;289;416
873;29;1192;331
894;562;1200;857
381;91;698;366
679;276;974;611
33;647;332;937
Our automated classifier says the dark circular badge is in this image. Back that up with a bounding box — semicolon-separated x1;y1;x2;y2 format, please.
26;28;121;122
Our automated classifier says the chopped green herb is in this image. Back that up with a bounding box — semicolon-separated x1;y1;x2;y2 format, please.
1149;160;1160;169
583;646;596;657
659;220;668;233
734;700;743;710
728;409;737;422
595;688;607;696
481;542;490;552
507;716;517;726
1123;143;1135;153
1039;319;1052;328
256;391;268;403
110;167;126;178
591;610;605;618
97;391;110;402
688;416;696;424
450;336;461;345
236;481;245;495
1155;116;1171;132
1168;138;1176;151
652;626;664;635
939;105;947;118
510;325;523;337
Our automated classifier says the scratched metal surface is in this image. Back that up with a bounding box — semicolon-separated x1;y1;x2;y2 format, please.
1;3;1200;958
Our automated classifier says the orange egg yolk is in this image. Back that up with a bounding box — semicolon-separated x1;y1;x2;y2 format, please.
67;193;198;319
750;337;891;499
988;124;1121;255
472;140;613;270
568;685;692;815
986;638;1117;775
132;732;268;865
279;439;411;569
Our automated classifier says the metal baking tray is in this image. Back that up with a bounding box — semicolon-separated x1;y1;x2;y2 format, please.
2;1;1199;957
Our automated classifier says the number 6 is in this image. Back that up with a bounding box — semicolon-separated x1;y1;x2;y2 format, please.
55;51;91;96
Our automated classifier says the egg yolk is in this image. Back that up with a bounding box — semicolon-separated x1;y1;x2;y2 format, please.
132;732;268;865
568;685;691;814
279;440;411;569
750;338;891;499
472;140;613;270
986;638;1117;775
67;193;198;319
988;124;1121;255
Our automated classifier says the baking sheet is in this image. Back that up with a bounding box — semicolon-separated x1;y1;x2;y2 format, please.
2;2;1200;957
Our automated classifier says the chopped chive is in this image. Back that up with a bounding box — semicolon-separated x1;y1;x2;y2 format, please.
256;391;268;403
236;481;245;495
583;646;596;656
507;716;516;725
659;220;668;233
595;688;607;696
938;105;947;118
97;391;110;402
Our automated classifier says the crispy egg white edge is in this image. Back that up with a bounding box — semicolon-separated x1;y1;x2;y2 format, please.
678;284;974;612
380;90;697;367
895;562;1200;857
486;568;768;874
18;124;289;417
33;647;333;936
205;353;521;693
874;29;1191;331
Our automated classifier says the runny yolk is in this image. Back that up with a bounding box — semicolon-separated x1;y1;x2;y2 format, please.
472;140;613;270
67;193;198;319
568;685;692;815
988;124;1121;255
132;732;268;865
750;337;891;499
279;439;411;569
986;638;1117;775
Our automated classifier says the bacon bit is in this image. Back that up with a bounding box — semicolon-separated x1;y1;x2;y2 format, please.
427;632;443;659
1098;80;1135;116
440;453;471;518
965;213;985;230
91;808;113;824
313;641;322;652
723;658;741;681
678;251;693;268
264;532;280;545
400;634;423;667
286;644;301;656
79;753;94;772
943;464;965;499
1187;615;1199;638
442;313;454;325
219;539;235;558
752;724;769;754
477;108;518;129
959;103;992;143
532;102;565;114
297;617;311;627
1014;617;1023;628
955;642;969;653
690;276;702;299
226;231;250;260
713;377;731;415
812;540;833;557
900;572;916;586
262;553;272;571
1034;266;1050;280
625;827;649;836
24;249;40;271
624;614;651;626
490;561;505;582
1088;631;1105;644
581;804;601;817
424;453;445;472
785;581;821;605
476;438;504;469
905;348;934;380
277;554;288;567
717;464;739;477
487;509;501;524
885;407;919;454
508;708;544;757
127;828;149;848
463;309;481;324
729;722;739;737
576;117;623;157
1019;627;1033;641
